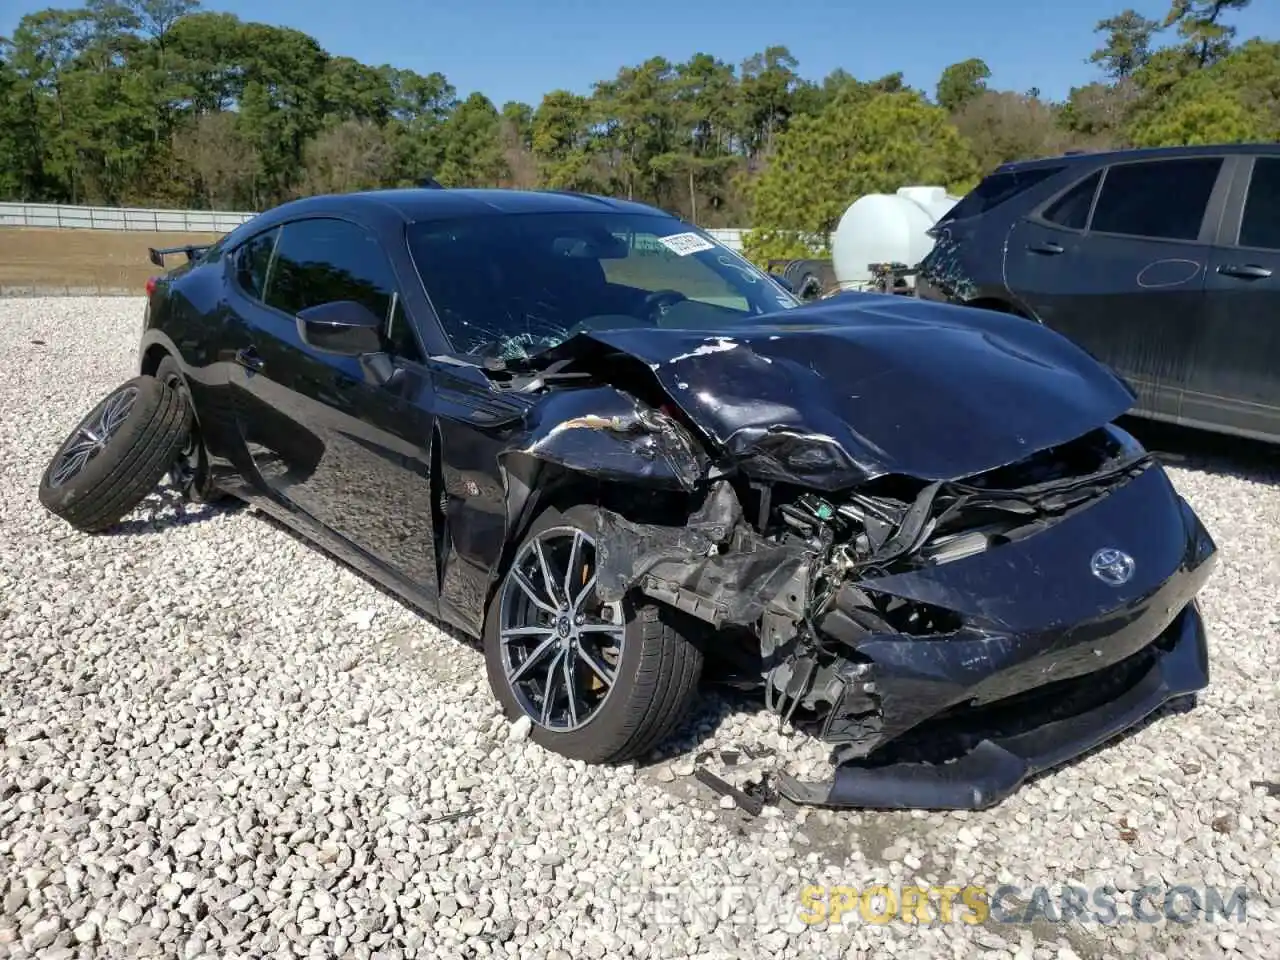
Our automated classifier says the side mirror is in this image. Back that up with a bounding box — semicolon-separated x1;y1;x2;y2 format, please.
770;273;795;293
296;301;384;357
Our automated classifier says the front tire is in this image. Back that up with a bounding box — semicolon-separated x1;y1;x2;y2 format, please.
483;503;704;763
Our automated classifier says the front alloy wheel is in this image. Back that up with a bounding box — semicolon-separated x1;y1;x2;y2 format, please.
498;526;624;731
483;503;705;764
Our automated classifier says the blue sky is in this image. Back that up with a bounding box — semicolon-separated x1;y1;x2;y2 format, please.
1;0;1276;106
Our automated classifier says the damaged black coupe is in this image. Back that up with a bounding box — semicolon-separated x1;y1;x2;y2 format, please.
39;188;1218;810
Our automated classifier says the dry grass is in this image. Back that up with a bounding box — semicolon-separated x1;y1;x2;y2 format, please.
0;227;224;291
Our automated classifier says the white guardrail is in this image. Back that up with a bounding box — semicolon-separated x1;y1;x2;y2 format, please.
0;201;748;249
0;201;257;233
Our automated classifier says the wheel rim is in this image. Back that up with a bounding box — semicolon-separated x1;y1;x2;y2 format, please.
498;526;625;732
163;371;198;488
48;386;139;489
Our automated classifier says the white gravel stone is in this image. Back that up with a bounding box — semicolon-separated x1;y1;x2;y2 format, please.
0;296;1277;959
507;715;533;742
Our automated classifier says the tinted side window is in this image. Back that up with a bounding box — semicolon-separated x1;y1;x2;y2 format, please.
941;165;1064;222
1239;157;1280;251
1041;171;1101;230
267;219;396;319
200;231;232;264
1090;158;1222;241
264;218;422;360
233;228;278;301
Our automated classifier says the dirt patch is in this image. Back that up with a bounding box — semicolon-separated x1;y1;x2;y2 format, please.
0;227;224;292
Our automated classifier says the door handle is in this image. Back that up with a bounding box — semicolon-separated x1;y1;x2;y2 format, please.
1028;242;1064;255
1217;264;1272;280
235;346;264;372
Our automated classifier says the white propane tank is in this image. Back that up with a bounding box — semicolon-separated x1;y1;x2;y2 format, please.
830;186;960;288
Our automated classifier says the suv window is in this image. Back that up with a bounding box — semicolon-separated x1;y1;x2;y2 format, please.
1090;158;1222;241
1041;171;1101;230
265;218;422;360
1239;157;1280;250
941;165;1064;223
233;228;278;301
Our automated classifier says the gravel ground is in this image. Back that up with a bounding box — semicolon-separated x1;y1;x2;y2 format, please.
1;297;1277;960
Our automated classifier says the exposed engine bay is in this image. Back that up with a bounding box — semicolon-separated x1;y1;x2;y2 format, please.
587;424;1152;753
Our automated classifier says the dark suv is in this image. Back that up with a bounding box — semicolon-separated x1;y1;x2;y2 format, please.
917;144;1280;444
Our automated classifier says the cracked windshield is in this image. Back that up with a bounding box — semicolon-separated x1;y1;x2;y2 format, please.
408;213;799;361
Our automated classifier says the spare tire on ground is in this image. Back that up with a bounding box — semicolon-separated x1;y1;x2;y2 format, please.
38;375;193;533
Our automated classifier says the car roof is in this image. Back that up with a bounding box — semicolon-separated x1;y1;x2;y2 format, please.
253;188;672;227
994;141;1280;174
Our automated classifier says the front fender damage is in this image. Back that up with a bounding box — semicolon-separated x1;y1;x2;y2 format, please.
500;385;707;492
592;479;808;628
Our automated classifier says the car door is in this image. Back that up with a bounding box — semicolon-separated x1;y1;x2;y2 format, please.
1183;155;1280;441
1005;156;1232;421
208;225;279;478
224;216;442;600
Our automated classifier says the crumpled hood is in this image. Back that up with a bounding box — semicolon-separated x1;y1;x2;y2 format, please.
544;295;1137;489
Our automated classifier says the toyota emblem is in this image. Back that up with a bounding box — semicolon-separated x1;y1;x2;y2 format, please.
1090;547;1135;587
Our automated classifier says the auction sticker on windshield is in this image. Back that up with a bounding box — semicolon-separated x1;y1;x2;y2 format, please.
658;232;717;256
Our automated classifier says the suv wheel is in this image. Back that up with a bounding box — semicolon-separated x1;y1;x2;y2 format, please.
483;503;704;763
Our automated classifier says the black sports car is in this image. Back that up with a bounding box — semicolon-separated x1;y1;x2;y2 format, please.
38;188;1218;811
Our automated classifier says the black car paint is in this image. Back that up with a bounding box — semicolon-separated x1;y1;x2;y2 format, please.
537;295;1139;489
823;466;1213;736
139;187;1217;810
917;143;1280;445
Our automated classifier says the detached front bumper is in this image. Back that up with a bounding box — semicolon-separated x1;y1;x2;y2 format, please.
777;601;1209;810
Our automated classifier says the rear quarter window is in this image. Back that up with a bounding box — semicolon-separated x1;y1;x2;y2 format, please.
1039;171;1102;231
232;228;279;301
941;165;1066;223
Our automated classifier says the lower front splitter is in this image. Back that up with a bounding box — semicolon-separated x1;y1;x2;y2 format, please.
776;601;1209;811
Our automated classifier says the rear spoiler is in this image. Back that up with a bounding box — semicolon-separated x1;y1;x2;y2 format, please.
148;244;211;267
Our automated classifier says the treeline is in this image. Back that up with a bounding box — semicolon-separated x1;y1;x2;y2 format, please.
0;0;1275;256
